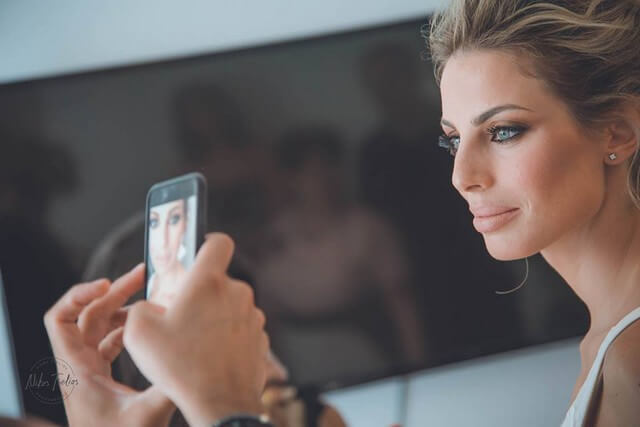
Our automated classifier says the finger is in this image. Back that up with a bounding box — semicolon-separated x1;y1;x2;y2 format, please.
98;326;124;363
261;331;270;357
120;301;166;316
44;279;110;337
88;264;144;319
191;233;235;282
123;301;164;351
266;349;289;382
78;264;145;346
255;308;266;330
133;301;166;315
103;263;145;310
85;307;129;352
90;305;137;340
227;279;256;312
109;307;129;330
258;331;271;391
79;264;144;325
171;234;236;312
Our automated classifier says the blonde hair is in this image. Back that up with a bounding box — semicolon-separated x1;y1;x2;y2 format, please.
426;0;640;207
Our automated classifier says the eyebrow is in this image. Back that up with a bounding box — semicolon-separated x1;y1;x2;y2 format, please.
440;104;533;129
168;206;182;216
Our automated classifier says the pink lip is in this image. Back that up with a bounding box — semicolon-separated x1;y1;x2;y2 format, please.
153;254;171;266
472;207;520;233
470;205;518;217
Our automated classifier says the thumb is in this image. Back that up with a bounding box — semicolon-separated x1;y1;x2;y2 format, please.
123;301;164;350
139;385;177;417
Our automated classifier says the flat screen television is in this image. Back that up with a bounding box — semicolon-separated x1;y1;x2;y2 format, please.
0;17;588;423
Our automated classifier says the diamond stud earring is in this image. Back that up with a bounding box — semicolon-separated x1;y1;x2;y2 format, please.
608;153;618;160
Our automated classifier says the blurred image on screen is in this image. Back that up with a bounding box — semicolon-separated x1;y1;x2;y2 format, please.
147;195;197;307
0;17;588;423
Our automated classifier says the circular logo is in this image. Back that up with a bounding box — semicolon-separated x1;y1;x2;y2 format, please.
26;357;78;404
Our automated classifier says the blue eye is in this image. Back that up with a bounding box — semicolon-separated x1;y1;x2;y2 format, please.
169;213;182;225
149;218;158;229
487;125;526;143
438;134;460;156
438;125;527;157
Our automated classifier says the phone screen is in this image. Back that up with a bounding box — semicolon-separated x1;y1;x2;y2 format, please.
146;194;198;306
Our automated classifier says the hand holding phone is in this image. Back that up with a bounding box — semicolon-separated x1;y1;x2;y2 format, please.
125;235;269;426
144;173;207;307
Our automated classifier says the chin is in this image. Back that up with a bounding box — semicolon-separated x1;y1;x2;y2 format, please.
482;234;539;261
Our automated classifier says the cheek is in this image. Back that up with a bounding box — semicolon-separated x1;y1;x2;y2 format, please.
518;140;564;205
149;229;159;252
169;223;185;250
517;134;603;237
483;131;604;260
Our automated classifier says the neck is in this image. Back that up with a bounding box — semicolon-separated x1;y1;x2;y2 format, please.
540;179;640;336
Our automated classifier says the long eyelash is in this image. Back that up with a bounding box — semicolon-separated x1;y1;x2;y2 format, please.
486;125;508;137
438;135;451;149
438;125;525;156
438;135;457;156
486;125;499;135
486;125;527;143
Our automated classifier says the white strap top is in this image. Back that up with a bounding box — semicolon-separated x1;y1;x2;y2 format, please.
561;306;640;426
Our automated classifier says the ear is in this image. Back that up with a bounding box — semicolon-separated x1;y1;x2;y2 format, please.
603;113;639;164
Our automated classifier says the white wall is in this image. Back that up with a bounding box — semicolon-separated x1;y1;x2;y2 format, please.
324;338;580;426
1;1;583;425
0;0;444;84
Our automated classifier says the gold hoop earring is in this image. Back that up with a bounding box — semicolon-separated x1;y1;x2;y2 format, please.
495;257;529;295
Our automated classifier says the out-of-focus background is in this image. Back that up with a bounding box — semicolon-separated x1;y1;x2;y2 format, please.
0;1;588;425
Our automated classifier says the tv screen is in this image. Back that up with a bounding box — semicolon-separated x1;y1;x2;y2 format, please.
0;17;588;422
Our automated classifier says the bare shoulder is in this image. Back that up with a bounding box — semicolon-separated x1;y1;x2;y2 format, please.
592;319;640;425
318;405;347;427
605;316;640;382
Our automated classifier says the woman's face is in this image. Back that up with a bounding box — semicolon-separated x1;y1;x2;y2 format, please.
149;199;187;274
439;49;606;260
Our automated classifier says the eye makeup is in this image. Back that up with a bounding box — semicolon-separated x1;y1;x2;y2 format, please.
438;124;528;157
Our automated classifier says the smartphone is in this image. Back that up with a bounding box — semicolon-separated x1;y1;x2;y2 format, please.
144;173;207;306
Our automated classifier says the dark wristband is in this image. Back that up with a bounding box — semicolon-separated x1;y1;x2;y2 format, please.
212;414;273;427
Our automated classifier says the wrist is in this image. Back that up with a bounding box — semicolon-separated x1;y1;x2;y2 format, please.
212;414;273;427
181;396;263;427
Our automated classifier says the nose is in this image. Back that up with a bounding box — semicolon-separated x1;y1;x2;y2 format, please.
451;141;494;195
160;221;169;248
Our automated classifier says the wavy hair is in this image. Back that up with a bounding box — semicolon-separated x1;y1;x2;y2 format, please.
426;0;640;207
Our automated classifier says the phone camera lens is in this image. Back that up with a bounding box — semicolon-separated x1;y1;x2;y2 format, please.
162;189;169;200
